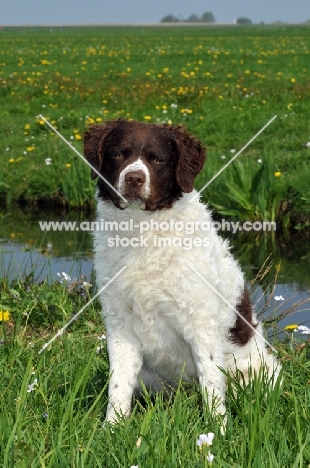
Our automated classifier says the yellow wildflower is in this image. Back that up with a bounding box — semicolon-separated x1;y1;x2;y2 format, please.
24;124;30;130
144;116;152;120
284;324;298;331
291;78;296;83
75;134;82;140
0;311;10;321
274;171;281;177
65;163;71;168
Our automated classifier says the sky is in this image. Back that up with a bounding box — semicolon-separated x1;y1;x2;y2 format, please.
1;0;309;25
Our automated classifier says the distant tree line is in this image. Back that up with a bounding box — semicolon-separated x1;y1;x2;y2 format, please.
161;11;216;23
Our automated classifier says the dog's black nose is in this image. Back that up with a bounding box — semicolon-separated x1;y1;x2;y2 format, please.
125;170;146;188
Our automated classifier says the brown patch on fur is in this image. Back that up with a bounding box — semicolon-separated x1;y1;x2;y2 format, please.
229;288;257;346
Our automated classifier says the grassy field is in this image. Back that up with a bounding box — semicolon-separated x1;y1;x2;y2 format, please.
1;25;310;228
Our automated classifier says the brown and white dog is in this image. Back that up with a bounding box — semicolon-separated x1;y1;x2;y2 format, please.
84;118;280;426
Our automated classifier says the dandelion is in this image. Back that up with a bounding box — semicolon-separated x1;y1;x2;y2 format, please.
24;124;30;130
27;378;38;392
274;171;281;177
284;324;298;331
144;116;152;120
0;311;10;321
45;158;52;165
8;158;14;163
65;163;71;168
291;78;296;83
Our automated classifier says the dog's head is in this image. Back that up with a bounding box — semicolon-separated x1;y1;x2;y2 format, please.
84;118;206;211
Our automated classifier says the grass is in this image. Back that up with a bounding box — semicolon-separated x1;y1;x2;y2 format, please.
0;273;310;467
1;25;310;228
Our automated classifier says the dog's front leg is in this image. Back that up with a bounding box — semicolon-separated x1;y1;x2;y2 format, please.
188;330;226;417
105;328;143;423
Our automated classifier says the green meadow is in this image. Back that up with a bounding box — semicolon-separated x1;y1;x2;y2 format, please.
1;26;310;467
1;25;310;228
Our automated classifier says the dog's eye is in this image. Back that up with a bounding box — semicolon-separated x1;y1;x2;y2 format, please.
151;156;163;164
113;154;124;160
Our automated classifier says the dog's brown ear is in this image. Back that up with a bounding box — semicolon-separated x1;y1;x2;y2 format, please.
165;124;206;193
83;119;123;179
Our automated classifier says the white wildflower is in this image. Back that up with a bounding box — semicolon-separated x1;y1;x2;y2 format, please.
45;158;52;165
257;158;262;163
197;432;215;447
27;378;38;392
274;295;284;301
297;325;310;335
57;272;71;283
220;155;226;160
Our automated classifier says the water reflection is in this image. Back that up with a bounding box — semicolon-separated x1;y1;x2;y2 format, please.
1;206;309;328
